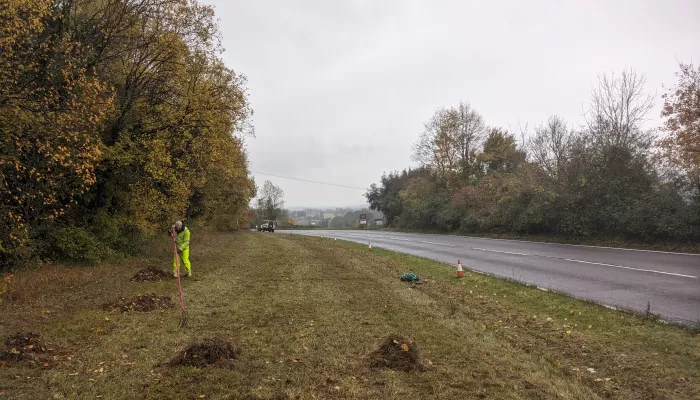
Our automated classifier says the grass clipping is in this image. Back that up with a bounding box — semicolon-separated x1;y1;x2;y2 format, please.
167;338;238;368
131;267;171;282
367;334;425;372
103;293;173;312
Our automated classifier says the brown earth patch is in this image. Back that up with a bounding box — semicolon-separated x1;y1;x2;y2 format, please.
367;334;425;372
0;332;51;366
166;338;238;368
131;267;171;282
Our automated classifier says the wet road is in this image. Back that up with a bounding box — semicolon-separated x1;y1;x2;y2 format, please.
283;229;700;324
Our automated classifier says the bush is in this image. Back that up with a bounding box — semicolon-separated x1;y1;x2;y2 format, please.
51;226;105;264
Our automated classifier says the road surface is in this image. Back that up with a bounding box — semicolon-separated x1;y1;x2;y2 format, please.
282;229;700;324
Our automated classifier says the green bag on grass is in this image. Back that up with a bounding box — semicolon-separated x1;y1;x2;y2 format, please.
400;272;420;282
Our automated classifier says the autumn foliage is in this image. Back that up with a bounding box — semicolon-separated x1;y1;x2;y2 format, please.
1;0;255;269
660;63;700;188
368;68;700;242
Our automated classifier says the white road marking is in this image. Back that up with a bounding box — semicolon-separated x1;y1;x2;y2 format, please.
421;240;455;247
456;235;700;256
561;258;698;279
473;247;530;256
472;246;697;279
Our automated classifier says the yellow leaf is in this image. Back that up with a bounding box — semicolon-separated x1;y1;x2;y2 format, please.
566;330;572;335
401;343;409;352
588;325;592;329
199;395;206;399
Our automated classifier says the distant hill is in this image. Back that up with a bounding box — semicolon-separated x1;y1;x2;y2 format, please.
287;204;369;211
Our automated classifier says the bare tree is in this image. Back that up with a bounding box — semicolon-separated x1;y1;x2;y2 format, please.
584;69;655;152
530;115;570;177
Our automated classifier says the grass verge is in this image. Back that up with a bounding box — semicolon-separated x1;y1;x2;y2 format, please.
0;232;698;399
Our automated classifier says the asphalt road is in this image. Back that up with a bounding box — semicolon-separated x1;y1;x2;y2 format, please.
282;229;700;324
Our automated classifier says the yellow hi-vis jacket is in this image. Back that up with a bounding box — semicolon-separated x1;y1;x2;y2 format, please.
176;227;190;252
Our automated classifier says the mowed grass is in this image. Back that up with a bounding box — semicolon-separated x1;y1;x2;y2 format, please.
0;232;698;399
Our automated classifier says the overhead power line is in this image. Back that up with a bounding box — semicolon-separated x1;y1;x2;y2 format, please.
251;171;367;190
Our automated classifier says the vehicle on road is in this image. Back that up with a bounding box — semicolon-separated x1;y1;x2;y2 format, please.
258;220;276;232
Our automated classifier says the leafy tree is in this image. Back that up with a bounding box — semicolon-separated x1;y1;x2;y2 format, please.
365;168;430;226
256;181;285;221
454;102;487;182
1;0;256;268
411;102;486;184
660;63;700;191
1;0;113;266
477;128;526;174
366;69;699;241
412;108;459;181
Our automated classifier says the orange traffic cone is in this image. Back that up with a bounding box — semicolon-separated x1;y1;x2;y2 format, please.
368;242;373;251
456;259;465;278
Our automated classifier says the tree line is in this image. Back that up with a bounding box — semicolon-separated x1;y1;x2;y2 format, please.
1;0;255;269
366;66;700;243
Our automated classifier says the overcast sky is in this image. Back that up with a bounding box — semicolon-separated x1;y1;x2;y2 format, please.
204;0;699;208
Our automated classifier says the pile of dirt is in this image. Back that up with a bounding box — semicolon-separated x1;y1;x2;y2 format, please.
0;332;48;363
103;293;173;312
166;338;238;368
131;267;171;282
367;334;425;372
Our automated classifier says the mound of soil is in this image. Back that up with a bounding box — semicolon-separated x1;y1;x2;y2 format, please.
103;293;173;312
167;338;238;368
0;332;48;363
131;267;171;282
367;334;425;372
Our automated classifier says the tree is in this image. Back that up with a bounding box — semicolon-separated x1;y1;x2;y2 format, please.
1;0;256;268
411;102;486;183
660;62;700;189
412;108;459;180
529;115;570;178
455;102;487;181
584;69;655;153
477;128;526;174
0;0;113;266
365;168;430;226
256;181;285;221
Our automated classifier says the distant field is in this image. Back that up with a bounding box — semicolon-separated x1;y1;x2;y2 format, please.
0;232;698;399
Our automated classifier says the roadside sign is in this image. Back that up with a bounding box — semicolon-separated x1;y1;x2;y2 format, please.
359;214;367;225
